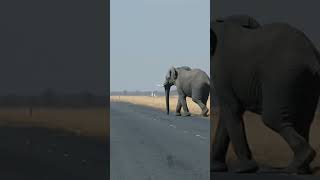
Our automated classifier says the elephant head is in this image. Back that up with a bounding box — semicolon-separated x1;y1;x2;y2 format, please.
211;14;261;55
163;66;178;114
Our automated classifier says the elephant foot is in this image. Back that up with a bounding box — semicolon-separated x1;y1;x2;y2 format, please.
298;166;312;174
279;165;312;175
183;112;191;117
297;146;316;166
201;108;209;117
283;147;316;175
175;112;181;116
211;160;228;172
232;160;259;173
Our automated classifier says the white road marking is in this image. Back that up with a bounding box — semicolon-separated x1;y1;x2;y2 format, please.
165;124;208;141
195;134;207;140
169;124;176;128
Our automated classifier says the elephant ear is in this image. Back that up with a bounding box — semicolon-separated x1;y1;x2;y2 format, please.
211;28;217;55
170;67;178;80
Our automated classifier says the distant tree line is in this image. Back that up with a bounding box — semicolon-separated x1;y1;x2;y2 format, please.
110;90;179;96
0;88;107;107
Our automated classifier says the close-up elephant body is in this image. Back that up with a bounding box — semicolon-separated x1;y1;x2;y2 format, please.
211;14;320;174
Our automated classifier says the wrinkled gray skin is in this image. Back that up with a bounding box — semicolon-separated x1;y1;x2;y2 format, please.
211;14;320;174
164;66;210;117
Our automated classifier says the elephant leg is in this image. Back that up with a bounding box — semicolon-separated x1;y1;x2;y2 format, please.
293;92;318;174
179;96;190;116
277;126;315;174
262;113;314;174
295;123;313;174
262;81;316;174
211;114;230;172
192;98;208;117
296;88;319;142
219;93;258;173
175;100;182;116
295;111;314;145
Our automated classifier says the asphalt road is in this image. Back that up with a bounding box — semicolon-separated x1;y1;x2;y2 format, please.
110;102;210;180
0;125;108;180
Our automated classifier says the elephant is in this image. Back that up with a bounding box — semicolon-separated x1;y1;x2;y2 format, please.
163;66;210;117
210;14;320;174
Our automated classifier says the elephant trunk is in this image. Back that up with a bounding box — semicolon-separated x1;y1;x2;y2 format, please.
164;84;171;115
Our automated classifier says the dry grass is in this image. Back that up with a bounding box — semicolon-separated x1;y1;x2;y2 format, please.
212;111;320;174
0;107;108;138
110;95;211;115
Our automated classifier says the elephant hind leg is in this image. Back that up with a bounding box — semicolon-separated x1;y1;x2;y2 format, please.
192;98;208;116
295;120;313;175
295;88;319;142
262;83;316;174
262;111;315;174
293;94;319;174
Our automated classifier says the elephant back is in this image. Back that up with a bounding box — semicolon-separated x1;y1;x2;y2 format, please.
214;14;261;29
177;66;192;71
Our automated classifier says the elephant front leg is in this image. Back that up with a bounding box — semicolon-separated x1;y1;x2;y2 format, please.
211;116;230;172
221;103;258;173
175;100;182;116
179;96;191;116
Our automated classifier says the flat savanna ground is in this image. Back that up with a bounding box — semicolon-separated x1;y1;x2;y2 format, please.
0;107;109;179
111;95;320;175
0;107;108;137
110;95;211;116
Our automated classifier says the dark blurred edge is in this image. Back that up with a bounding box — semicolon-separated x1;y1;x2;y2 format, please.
104;0;110;178
213;173;319;180
105;0;111;97
0;0;110;179
106;0;110;178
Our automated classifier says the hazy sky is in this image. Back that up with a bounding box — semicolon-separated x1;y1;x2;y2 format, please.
212;0;320;50
0;0;108;95
111;0;210;91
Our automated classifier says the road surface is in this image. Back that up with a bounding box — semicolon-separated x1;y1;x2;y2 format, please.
0;125;108;179
110;102;210;180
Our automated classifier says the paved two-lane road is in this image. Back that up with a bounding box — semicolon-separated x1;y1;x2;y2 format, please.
110;102;210;180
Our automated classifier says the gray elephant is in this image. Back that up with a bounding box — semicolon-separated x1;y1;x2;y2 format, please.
163;66;210;117
210;14;320;174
